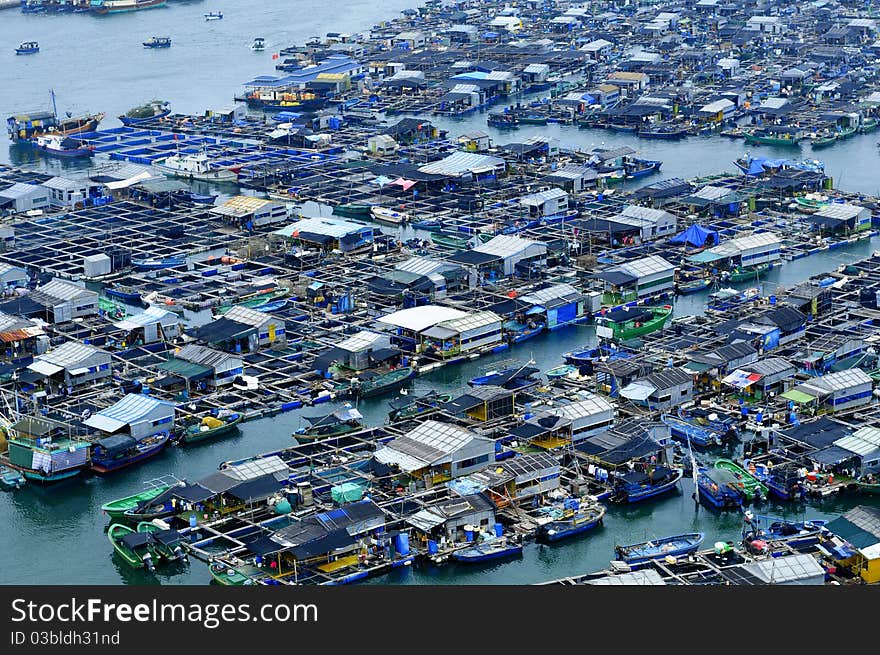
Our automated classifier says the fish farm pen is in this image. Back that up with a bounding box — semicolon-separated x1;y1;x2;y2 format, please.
6;0;880;587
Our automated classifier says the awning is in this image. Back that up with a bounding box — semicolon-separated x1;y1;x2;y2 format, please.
619;382;654;401
68;367;90;376
27;360;63;377
722;370;762;389
782;389;817;404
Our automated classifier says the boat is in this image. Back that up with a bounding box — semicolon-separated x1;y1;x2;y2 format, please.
504;319;544;344
563;346;600;367
837;124;858;140
860;117;878;134
412;219;443;231
33;134;94;158
743;129;802;147
387;390;453;421
517;114;548;126
452;536;523;563
294;406;364;441
7;94;104;142
661;414;724;448
611;466;683;504
749;462;807;502
204;11;223;20
723;263;769;283
714;458;768;501
108;523;157;571
209;561;254;585
370;206;409;226
137;520;188;562
350;366;416;399
250;298;288;313
696;467;744;510
89;431;171;474
856;477;880;495
638;125;688;140
118;100;170;125
810;133;837;149
104;285;142;303
2;424;91;483
252;37;266;51
537;499;606;542
143;36;172;48
676;278;712;295
0;464;26;491
544;364;577;379
795;193;830;214
595;305;672;343
614;532;705;564
180;411;242;444
333;202;373;218
92;0;167;14
15;41;40;55
101;482;173;520
131;256;185;271
487;112;519;128
742;512;827;549
241;89;327;113
431;232;471;249
153;151;239;183
468;364;540;391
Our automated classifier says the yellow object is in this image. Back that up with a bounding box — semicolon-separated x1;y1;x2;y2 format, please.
316;555;359;573
202;416;223;429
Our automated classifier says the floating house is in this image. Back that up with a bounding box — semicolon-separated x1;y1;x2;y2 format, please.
722;357;797;399
457;452;560;507
421;310;504;358
0;263;27;290
691;232;782;268
26;341;112;390
407;492;497;545
444;385;515;422
159;344;244;390
824;506;880;584
0;183;50;214
0;278;98;323
619;367;694;410
0;312;46;359
806;203;872;234
212;196;288;229
526;394;616;448
595;254;676;302
84;393;175;441
376;304;468;353
519;188;569;219
788;368;874;414
112;306;181;346
274;217;374;253
314;330;395;373
195;306;285;353
518;282;592;330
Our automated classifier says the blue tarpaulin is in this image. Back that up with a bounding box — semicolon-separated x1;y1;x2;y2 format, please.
669;224;719;248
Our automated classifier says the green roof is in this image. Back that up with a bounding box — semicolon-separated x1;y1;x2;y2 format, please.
683;361;715;373
781;389;817;404
688;250;725;264
156;357;212;380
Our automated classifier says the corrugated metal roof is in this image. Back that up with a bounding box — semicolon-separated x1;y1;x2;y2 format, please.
33;278;96;303
337;330;383;352
435;310;501;333
519;283;582;305
711;232;780;257
176;344;240;369
742;553;825;584
545;394;614;421
84;394;174;433
814;203;867;220
475;234;545;258
35;340;107;368
520;188;567;206
417;152;505;177
378;305;467;332
225;305;275;327
222;455;290;481
114;306;179;330
800;368;872;394
211;195;277;218
274;217;371;239
835;426;880;456
587;569;666;585
618;254;675;278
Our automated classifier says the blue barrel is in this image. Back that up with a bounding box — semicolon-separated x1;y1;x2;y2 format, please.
769;295;777;305
494;523;503;538
741;406;749;416
188;514;197;529
427;540;438;555
464;529;474;542
523;403;533;420
395;532;410;556
756;412;763;424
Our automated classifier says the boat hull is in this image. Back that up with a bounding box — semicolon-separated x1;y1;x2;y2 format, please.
181;417;242;444
92;0;166;14
615;532;704;564
539;513;604;542
452;544;523;562
119;109;171;126
90;437;169;474
101;485;172;520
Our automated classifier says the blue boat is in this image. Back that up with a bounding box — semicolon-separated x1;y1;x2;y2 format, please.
545;364;577;379
563;346;599;367
452;538;523;563
132;256;186;271
504;319;544;344
742;513;827;549
612;466;683;504
696;467;744;510
250;298;288;313
0;464;26;491
615;532;705;564
661;414;723;448
746;461;807;502
143;36;171;48
468;364;540;390
105;285;143;304
412;219;443;231
15;41;40;55
90;432;171;474
538;500;606;542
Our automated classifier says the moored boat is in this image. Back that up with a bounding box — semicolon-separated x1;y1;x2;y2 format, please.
387;390;452;421
723;263;770;283
614;532;705;564
370;206;409;226
104;285;142;303
452;536;523;563
349;366;416;399
0;464;26;491
714;458;768;501
696;467;744;510
101;481;173;520
180;411;242;444
209;561;254;585
137;520;188;562
676;278;712;295
611;466;683;504
15;41;40;55
92;0;167;14
108;523;157;571
332;202;373;218
131;256;186;271
118;100;170;125
431;232;471;249
154;151;238;183
33;134;94;158
89;431;171;474
595;304;672;343
294;406;364;441
538;499;606;542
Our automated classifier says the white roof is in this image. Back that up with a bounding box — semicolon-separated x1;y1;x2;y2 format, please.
223;455;289;481
741;554;825;584
418;152;505;177
545;394;614;421
375;420;483;472
434;310;501;333
33;340;106;368
34;278;96;303
378;305;467;332
395;256;448;277
620;382;655;402
27;359;63;377
0;182;44;199
274;217;371;239
699;99;735;113
337;330;384;352
588;569;667;585
523;63;550;74
835;426;880;457
618;205;675;224
618;254;675;278
519;283;581;305
581;39;613;52
800;368;872;395
84;394;174;433
225;305;275;327
114;306;179;330
475;235;546;258
711;232;780;257
520;188;567;206
814;203;867;220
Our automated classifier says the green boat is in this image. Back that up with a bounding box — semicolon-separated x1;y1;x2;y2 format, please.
477;232;495;243
595;304;672;343
743;131;801;147
860;118;878;134
795;195;830;213
209;561;254;585
101;483;173;520
137;520;188;562
180;411;242;444
108;523;158;571
216;288;289;314
725;263;769;283
517;115;548;125
810;133;837;149
838;124;858;140
856;478;880;495
387;390;453;421
714;458;768;501
431;232;471;249
351;366;416;399
294;406;364;441
332;202;373;218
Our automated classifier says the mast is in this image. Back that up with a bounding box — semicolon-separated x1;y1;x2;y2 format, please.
50;88;58;120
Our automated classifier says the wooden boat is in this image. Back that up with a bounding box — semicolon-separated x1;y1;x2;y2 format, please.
108;523;157;571
143;36;172;48
370;206;409;226
137;520;188;562
180;411;242;444
0;464;26;491
452;537;523;563
696;467;744;510
615;532;705;564
504;319;544;344
295;406;364;440
538;500;606;542
638;125;688;140
431;232;471;249
15;41;40;55
724;263;769;283
469;364;540;390
7;90;105;141
661;414;723;448
611;466;683;504
743;130;801;147
118;101;170;125
860;117;878;134
349;366;416;399
209;561;253;585
387;391;452;421
90;432;171;474
487;112;519;128
333;202;373;218
810;133;837;149
122;480;211;523
714;458;768;501
838;124;858;140
795;194;830;213
595;305;672;343
856;480;880;495
743;513;827;549
676;278;712;295
101;482;173;520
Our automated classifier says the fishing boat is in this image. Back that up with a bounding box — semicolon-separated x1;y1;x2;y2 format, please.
487;111;519;128
209;561;254;585
89;432;171;474
143;36;172;48
15;41;40;55
756;462;807;502
387;390;453;421
33;134;94;158
676;278;712;295
468;364;540;391
204;11;223;20
856;476;880;495
0;464;26;491
294;406;364;441
137;520;188;562
92;0;167;14
810;133;837;149
860;117;878;134
743;129;802;147
537;499;606;542
614;532;705;564
104;284;142;303
563;346;600;367
101;481;173;520
250;298;288;313
154;151;239;183
332;202;373;219
108;523;157;571
7;92;105;142
837;123;858;140
118;100;170;125
723;263;769;283
252;37;266;51
696;467;744;510
180;411;242;444
349;366;416;399
595;305;672;343
452;536;523;563
431;232;471;249
504;318;544;344
412;218;443;231
795;193;830;214
611;466;683;504
131;256;185;271
742;512;827;549
370;206;409;226
638;124;688;140
714;458;768;501
661;414;724;448
2;423;91;483
544;364;577;380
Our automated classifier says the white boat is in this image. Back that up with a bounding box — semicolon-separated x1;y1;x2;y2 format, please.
252;37;266;51
370;206;409;226
153;151;238;182
204;11;223;20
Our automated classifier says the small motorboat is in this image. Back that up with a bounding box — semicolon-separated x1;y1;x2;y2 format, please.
143;36;172;48
137;520;188;563
108;523;157;571
615;532;705;564
0;464;26;491
204;11;223;20
537;499;606;542
252;37;266;51
452;536;523;563
371;206;409;226
16;41;40;55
